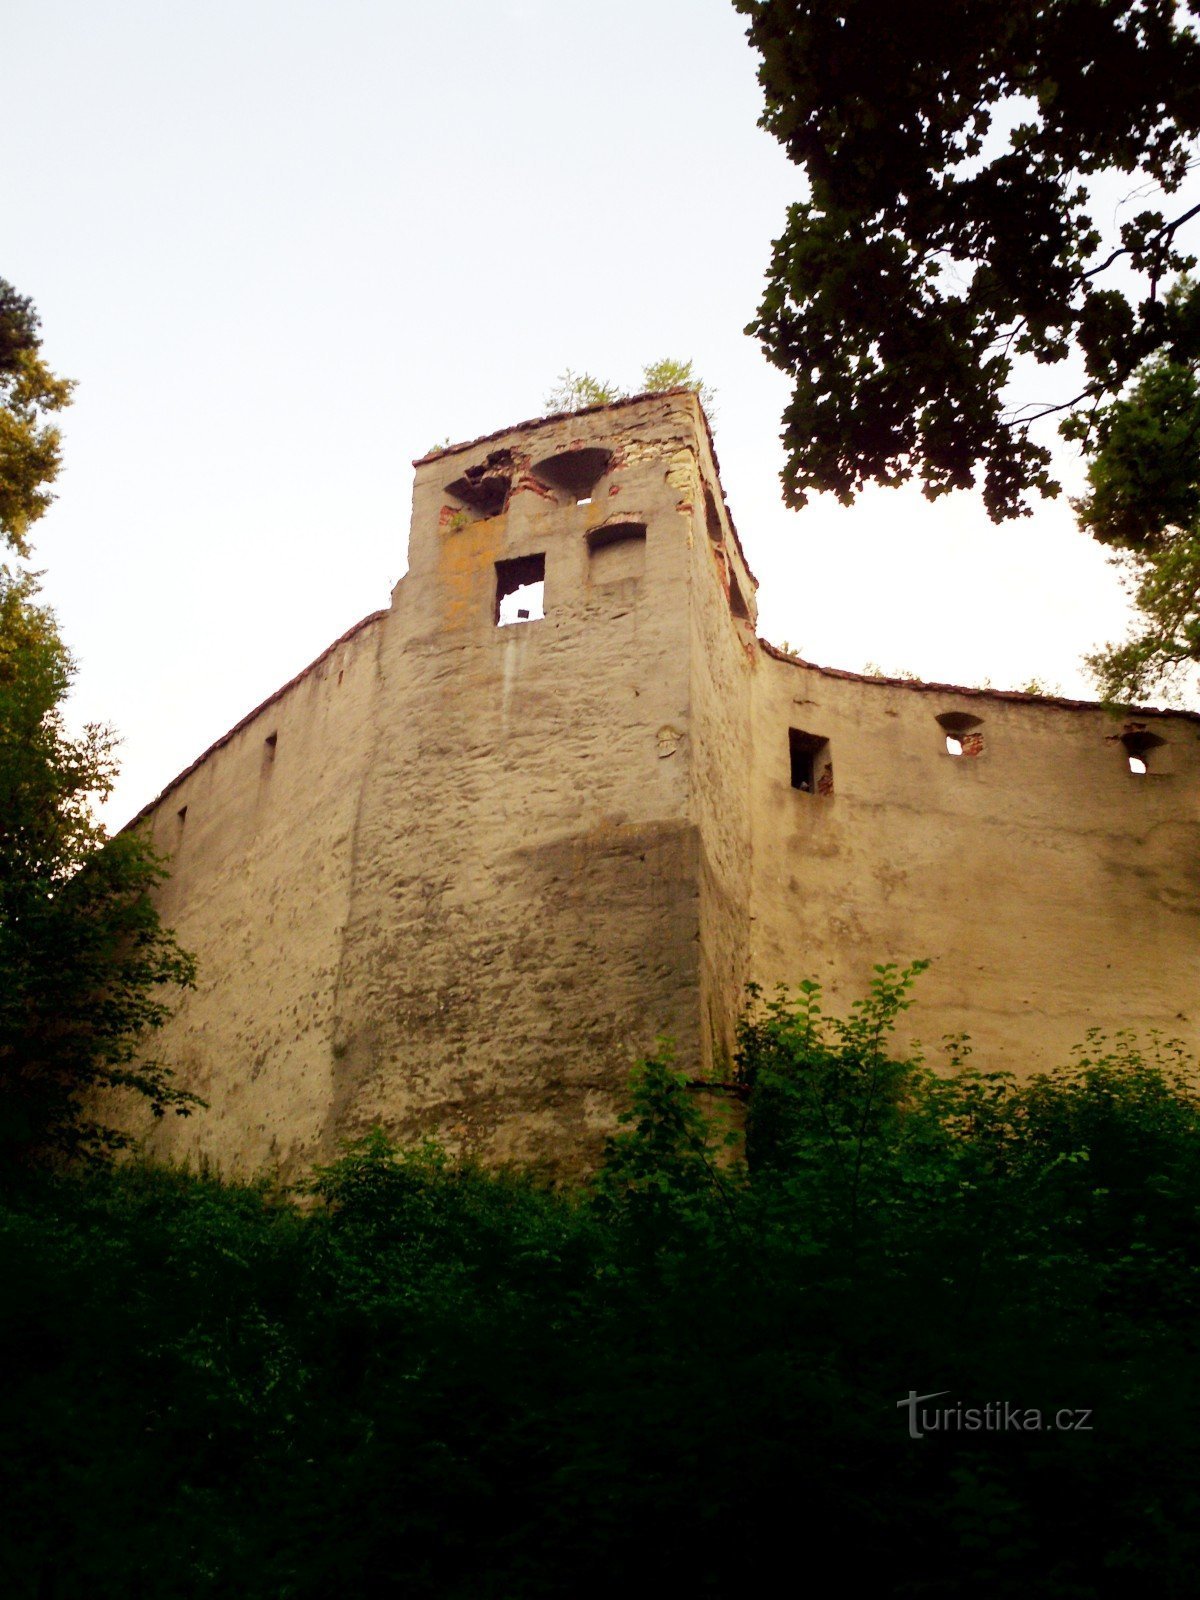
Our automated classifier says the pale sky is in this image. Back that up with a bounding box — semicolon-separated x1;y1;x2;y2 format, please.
5;0;1167;828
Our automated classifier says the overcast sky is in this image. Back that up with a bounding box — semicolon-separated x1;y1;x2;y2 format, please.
7;0;1157;827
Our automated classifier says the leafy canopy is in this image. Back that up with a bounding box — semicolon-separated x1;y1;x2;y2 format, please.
0;568;198;1162
1073;288;1200;698
735;0;1200;521
0;278;73;557
0;281;196;1166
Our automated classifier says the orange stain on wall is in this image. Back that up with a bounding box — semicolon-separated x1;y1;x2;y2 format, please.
436;513;505;631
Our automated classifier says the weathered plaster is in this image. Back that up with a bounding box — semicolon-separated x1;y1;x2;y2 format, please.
129;390;1200;1176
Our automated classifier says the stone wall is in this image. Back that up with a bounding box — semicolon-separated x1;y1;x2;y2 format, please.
748;651;1200;1073
684;428;756;1079
130;390;1200;1175
325;395;705;1172
138;393;718;1175
138;610;384;1174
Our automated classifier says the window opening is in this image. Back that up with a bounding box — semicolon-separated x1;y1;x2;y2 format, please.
531;446;611;502
1121;727;1165;775
495;553;546;626
704;482;724;545
789;727;831;795
936;710;984;758
445;448;516;518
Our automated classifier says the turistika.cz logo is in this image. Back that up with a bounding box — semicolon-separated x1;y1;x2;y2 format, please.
898;1391;1093;1440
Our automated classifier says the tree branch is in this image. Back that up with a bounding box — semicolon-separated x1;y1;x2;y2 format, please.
1082;199;1200;283
1002;385;1099;426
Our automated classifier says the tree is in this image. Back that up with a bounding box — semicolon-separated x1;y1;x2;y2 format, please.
546;357;716;416
638;357;717;418
544;368;626;412
0;278;73;556
1074;330;1200;700
734;0;1200;523
0;281;196;1165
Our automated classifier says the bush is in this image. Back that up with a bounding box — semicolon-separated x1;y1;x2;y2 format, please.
2;973;1200;1595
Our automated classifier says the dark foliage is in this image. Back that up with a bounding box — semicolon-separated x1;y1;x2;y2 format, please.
0;281;39;375
0;279;196;1165
735;0;1200;521
3;971;1200;1595
1070;291;1200;699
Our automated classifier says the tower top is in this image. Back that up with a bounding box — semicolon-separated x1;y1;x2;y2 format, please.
413;385;718;469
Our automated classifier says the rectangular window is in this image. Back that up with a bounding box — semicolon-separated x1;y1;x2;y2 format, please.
495;553;545;626
789;727;832;795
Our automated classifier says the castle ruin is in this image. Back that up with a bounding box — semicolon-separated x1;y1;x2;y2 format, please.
132;390;1200;1175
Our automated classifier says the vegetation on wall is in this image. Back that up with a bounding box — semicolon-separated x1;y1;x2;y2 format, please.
546;357;716;417
0;279;196;1166
4;966;1200;1594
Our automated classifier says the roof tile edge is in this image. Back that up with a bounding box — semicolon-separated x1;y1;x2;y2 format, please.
123;608;389;832
411;386;704;468
760;640;1200;724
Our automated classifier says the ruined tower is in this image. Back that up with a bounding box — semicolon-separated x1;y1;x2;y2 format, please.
134;390;1200;1176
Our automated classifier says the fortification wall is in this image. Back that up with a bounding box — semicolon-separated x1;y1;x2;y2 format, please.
748;652;1200;1072
326;395;707;1170
128;390;1200;1176
137;392;723;1175
138;611;384;1174
683;428;756;1078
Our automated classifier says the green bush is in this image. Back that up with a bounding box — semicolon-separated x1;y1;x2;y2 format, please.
3;972;1199;1595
